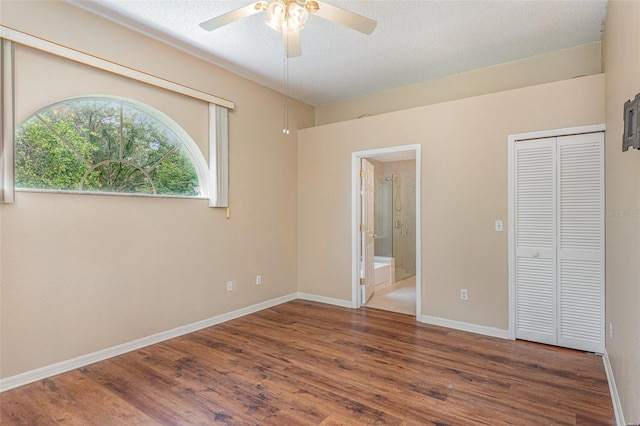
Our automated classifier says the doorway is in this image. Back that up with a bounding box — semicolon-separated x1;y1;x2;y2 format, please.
351;145;421;318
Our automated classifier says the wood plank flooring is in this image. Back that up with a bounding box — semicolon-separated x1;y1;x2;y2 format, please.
1;300;615;425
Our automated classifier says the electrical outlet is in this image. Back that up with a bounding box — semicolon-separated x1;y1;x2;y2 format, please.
226;281;233;292
460;289;468;300
256;275;262;285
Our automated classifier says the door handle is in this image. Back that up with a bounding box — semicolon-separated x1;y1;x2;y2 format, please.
370;233;377;238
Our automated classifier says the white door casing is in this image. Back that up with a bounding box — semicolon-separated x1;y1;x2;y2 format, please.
351;144;421;317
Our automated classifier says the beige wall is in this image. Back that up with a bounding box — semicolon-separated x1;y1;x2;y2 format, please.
299;74;604;330
602;0;640;422
316;42;602;126
0;1;314;379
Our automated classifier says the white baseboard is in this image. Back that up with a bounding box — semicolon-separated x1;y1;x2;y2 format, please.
420;315;509;340
0;293;298;393
0;295;515;393
603;349;626;426
296;292;353;308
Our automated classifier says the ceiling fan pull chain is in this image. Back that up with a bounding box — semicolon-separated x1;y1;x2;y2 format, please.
283;33;290;135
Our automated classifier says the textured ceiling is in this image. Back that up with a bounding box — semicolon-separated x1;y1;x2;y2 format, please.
66;0;607;106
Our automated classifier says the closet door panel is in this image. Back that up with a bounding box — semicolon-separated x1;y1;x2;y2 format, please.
515;257;556;343
557;133;604;353
558;259;603;351
514;139;557;345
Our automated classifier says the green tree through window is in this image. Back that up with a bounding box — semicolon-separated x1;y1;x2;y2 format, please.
16;97;204;196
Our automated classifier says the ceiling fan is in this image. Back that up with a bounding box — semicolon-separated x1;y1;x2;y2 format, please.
199;1;377;58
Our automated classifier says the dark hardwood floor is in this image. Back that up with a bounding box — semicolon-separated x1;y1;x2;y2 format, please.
1;300;615;425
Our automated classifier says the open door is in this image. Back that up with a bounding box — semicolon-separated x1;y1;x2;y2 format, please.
360;158;375;304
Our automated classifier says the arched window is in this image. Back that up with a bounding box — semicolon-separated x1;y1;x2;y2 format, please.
15;96;208;197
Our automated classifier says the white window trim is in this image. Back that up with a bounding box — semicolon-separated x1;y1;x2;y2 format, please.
1;39;15;204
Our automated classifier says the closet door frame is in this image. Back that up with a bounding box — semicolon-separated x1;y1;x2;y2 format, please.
508;124;605;342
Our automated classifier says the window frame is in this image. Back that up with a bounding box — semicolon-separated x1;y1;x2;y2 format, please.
1;27;234;206
14;95;211;199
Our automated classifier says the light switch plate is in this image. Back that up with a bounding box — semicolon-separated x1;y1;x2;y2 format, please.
495;220;504;232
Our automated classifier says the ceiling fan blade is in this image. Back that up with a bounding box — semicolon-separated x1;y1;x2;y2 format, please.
313;1;377;35
199;2;264;32
284;30;302;58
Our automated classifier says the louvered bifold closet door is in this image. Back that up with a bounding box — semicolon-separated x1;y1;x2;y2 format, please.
556;133;604;353
514;139;557;346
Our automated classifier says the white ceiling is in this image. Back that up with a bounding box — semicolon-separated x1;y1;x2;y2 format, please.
66;0;607;106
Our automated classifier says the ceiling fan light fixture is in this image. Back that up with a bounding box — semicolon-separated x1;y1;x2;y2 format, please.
286;2;309;32
266;0;287;31
255;1;269;11
304;1;319;13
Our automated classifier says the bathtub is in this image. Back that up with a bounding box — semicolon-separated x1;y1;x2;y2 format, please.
373;256;395;290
